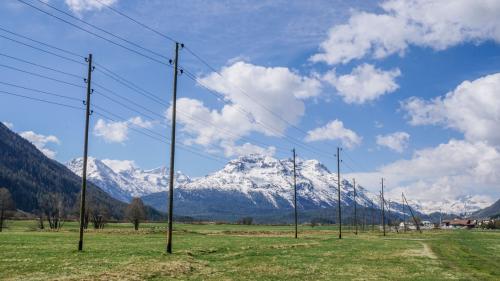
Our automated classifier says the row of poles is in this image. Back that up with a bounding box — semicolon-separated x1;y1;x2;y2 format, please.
78;42;182;253
76;44;420;252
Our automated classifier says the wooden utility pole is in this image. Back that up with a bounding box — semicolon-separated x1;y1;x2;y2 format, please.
167;42;181;254
353;178;357;235
78;53;93;252
371;200;375;231
292;148;298;239
402;193;422;234
402;193;406;232
381;178;386;236
336;147;341;239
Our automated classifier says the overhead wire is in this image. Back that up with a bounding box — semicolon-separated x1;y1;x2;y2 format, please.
0;88;84;111
0;63;85;88
17;0;171;66
0;52;83;79
81;0;343;161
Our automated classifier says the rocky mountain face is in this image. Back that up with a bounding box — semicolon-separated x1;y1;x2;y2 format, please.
142;155;403;222
67;154;426;222
66;157;191;202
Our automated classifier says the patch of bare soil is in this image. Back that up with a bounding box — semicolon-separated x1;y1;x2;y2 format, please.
400;242;437;259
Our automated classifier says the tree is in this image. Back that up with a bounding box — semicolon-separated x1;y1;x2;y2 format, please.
0;188;15;232
126;198;146;230
238;217;253;225
39;193;65;230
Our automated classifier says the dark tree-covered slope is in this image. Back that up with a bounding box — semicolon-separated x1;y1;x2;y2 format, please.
0;122;162;220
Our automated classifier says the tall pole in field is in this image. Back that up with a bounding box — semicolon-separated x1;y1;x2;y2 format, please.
381;178;386;236
167;42;181;254
292;148;298;239
402;193;406;232
336;147;342;239
371;200;375;231
402;193;422;234
353;178;357;235
78;53;93;252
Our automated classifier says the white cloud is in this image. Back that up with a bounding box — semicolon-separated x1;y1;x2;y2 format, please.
402;73;500;146
102;159;137;173
197;61;321;135
376;131;410;153
19;131;60;159
221;142;276;158
305;119;361;148
311;0;500;65
348;139;500;213
168;61;321;155
2;121;14;129
323;64;401;104
93;116;153;143
65;0;117;13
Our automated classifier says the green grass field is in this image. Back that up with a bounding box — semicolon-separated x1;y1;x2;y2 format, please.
0;220;499;280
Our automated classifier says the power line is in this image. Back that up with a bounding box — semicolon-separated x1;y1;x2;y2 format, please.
0;81;82;102
0;52;83;79
93;0;177;44
0;89;83;110
17;0;171;66
0;26;84;60
83;0;339;160
40;0;350;165
0;63;85;88
33;0;171;62
92;108;227;164
93;62;291;154
0;33;85;65
93;62;168;106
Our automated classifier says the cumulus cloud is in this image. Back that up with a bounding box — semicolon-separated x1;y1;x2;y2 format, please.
311;0;500;65
168;61;321;155
19;131;60;158
376;131;410;153
65;0;117;13
197;61;321;134
323;64;401;104
348;139;500;213
221;142;276;158
93;116;153;143
305;119;361;148
102;159;137;173
402;73;500;146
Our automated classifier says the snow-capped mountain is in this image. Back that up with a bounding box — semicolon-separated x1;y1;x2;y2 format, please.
66;157;191;202
142;154;395;221
407;195;493;215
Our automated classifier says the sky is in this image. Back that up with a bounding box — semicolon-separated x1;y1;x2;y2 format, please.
1;0;500;210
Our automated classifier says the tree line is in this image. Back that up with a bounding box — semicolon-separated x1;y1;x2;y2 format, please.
0;186;148;231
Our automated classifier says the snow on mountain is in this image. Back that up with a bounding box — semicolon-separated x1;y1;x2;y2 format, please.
146;154;381;214
66;157;190;202
407;195;493;215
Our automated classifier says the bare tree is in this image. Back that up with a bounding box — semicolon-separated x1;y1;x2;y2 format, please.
126;197;146;230
39;193;65;230
0;188;15;232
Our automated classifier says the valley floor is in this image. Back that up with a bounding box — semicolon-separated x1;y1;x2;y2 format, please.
0;221;499;280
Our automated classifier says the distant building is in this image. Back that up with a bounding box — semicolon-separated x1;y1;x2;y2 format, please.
441;219;476;229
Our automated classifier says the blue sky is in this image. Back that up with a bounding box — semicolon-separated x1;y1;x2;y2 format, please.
1;0;500;211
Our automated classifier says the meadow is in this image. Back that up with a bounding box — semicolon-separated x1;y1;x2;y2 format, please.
0;220;499;280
